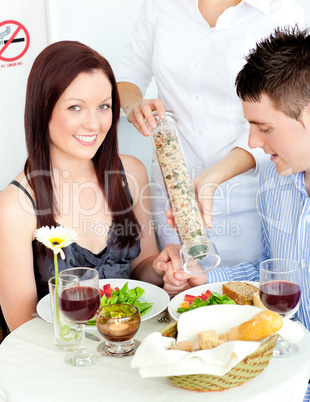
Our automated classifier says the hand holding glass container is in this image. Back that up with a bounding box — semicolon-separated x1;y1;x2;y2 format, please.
150;111;220;273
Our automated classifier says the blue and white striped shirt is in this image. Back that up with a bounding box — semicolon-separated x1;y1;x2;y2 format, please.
208;160;310;401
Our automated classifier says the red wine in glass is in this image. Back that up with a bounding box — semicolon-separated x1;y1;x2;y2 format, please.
259;258;301;358
58;267;101;366
259;280;301;316
60;286;100;323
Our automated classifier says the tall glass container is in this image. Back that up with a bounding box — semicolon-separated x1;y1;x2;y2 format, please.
150;111;220;272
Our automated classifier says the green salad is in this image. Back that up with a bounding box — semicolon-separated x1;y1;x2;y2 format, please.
87;282;153;325
176;290;235;315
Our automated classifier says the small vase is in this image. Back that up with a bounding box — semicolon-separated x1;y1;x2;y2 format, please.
48;276;78;350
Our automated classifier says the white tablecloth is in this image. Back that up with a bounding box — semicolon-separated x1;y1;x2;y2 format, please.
0;317;309;402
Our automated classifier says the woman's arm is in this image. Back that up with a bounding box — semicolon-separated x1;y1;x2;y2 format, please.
0;182;38;331
194;147;255;227
166;147;256;229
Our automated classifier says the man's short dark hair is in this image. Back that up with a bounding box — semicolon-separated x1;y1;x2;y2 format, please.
235;26;310;121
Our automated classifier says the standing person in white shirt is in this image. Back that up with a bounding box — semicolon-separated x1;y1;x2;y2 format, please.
116;0;305;266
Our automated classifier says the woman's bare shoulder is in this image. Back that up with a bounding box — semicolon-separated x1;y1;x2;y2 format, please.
119;154;148;180
0;173;37;233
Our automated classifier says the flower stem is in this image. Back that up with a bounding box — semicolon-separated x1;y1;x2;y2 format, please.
54;253;62;328
54;253;59;286
53;253;78;342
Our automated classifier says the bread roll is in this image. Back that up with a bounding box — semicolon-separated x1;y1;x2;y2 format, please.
222;281;259;305
192;330;224;351
252;291;268;310
219;310;283;342
169;340;195;351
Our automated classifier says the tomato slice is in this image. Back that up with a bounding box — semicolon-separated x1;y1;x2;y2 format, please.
101;284;120;298
199;290;212;301
184;290;211;305
103;283;113;298
184;294;197;304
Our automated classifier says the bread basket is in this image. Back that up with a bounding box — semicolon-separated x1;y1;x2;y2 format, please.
160;322;278;392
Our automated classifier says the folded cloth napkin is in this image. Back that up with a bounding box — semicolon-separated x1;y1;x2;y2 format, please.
131;305;264;378
131;332;260;377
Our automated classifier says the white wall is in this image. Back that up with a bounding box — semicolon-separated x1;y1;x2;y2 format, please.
1;0;310;190
0;0;50;190
296;0;310;24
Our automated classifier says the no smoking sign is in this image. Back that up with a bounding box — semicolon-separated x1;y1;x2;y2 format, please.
0;20;30;62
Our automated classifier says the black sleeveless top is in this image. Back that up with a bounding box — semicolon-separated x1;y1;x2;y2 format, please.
11;163;141;300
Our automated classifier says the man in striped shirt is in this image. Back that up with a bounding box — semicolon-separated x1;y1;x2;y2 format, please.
208;25;310;330
156;26;310;401
209;26;310;401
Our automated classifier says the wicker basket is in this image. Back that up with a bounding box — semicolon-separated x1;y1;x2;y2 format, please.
160;322;278;392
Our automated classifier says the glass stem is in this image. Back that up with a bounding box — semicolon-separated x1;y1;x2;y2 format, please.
276;335;290;351
76;324;88;358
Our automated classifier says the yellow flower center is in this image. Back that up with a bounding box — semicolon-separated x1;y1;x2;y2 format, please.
50;238;63;245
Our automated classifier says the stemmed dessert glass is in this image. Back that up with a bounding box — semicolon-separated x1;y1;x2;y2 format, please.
259;258;301;357
59;267;101;366
96;304;141;357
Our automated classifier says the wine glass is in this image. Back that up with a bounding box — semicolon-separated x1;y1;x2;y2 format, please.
259;258;301;357
59;267;101;366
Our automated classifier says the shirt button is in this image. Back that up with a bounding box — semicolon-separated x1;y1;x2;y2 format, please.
201;164;206;169
195;95;200;101
198;130;203;136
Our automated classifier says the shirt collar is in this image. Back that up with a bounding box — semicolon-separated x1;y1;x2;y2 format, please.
242;0;270;15
292;172;309;198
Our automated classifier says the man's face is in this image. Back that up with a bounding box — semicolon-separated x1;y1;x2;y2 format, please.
242;94;310;175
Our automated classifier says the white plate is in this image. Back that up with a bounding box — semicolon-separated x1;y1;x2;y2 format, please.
37;278;170;324
168;280;296;321
168;281;259;321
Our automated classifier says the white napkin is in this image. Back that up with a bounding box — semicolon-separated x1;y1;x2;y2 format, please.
131;332;260;377
278;319;305;343
131;305;264;378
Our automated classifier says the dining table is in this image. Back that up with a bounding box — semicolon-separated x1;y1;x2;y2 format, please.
0;314;309;402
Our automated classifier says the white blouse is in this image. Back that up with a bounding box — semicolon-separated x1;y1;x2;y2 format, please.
116;0;305;265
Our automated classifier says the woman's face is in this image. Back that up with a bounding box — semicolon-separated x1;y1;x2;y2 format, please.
49;69;113;164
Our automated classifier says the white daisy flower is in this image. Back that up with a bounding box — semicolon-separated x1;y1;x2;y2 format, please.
35;225;78;260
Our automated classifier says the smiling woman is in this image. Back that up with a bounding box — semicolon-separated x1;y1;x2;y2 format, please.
49;70;113;162
0;40;181;332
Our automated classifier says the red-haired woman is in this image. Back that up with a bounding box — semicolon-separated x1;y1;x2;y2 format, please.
0;41;172;331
